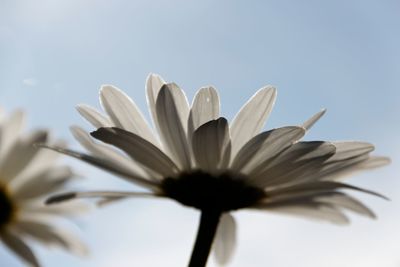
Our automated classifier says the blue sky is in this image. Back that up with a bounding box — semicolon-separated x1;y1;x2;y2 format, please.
1;1;399;266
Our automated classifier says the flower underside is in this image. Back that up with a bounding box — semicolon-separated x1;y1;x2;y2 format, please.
0;186;15;227
161;171;266;212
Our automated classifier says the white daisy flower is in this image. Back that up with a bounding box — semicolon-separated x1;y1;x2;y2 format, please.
0;109;88;267
46;74;389;267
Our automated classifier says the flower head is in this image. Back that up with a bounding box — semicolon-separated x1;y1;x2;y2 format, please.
47;74;389;266
0;109;87;267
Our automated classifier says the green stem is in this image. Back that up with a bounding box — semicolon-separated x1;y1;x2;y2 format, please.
188;210;221;267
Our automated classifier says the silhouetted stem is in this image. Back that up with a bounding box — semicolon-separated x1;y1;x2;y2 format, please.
188;210;221;267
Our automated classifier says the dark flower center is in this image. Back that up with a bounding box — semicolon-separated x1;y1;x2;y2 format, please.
161;171;266;212
0;186;15;228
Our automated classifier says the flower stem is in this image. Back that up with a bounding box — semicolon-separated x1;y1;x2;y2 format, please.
188;210;221;267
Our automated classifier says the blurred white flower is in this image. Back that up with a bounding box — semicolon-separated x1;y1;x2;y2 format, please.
47;74;389;266
0;109;88;267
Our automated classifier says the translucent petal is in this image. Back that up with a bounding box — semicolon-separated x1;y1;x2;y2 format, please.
39;145;159;192
91;127;179;177
0;230;40;267
155;84;191;170
232;126;305;175
146;73;166;130
100;85;157;144
230;86;276;157
0;110;25;163
15;220;88;256
301;109;326;130
0;130;47;185
76;104;113;128
192;118;230;172
188;86;220;141
213;213;237;265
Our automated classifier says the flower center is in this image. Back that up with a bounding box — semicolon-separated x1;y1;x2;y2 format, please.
0;185;15;228
161;171;266;212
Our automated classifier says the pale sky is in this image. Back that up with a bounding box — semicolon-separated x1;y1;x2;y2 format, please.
0;1;399;267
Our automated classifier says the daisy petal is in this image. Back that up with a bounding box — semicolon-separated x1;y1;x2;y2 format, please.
188;86;220;140
315;193;376;219
232;126;305;175
329;141;374;162
219;142;232;170
0;130;47;185
156;83;191;170
0;230;40;267
266;181;388;200
70;126;152;179
0;110;25;163
22;201;91;217
192;118;230;172
13;166;74;200
100;85;157;144
76;104;113;128
318;155;390;182
309;154;371;182
213;213;237;265
15;221;88;256
10;139;67;188
230;86;277;157
358;156;391;169
46;190;156;204
38;145;159;191
264;202;350;225
91;127;179;177
301;109;326;130
146;73;166;129
250;141;336;188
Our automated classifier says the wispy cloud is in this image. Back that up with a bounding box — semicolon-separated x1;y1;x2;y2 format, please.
22;78;38;87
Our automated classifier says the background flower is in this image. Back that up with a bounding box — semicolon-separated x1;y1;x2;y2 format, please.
0;109;88;267
0;1;399;266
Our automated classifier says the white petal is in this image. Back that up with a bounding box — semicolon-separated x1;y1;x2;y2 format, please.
308;154;371;182
0;130;47;185
146;73;166;130
155;84;191;170
213;213;237;265
318;155;390;182
219;142;232;170
315;193;376;218
0;230;40;267
12;166;74;200
357;156;391;168
0;110;25;163
9;139;66;189
265;181;387;200
231;126;305;175
76;104;113;128
15;220;88;256
188;86;220;140
251;142;336;188
70;126;152;180
264;202;350;225
39;145;160;192
329;141;374;162
22;201;91;217
46;190;157;204
91;127;179;177
0;106;4;121
192;118;230;172
230;86;277;157
301;109;326;130
100;85;158;144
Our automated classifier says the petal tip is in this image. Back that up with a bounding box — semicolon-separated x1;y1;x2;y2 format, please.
46;192;77;205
